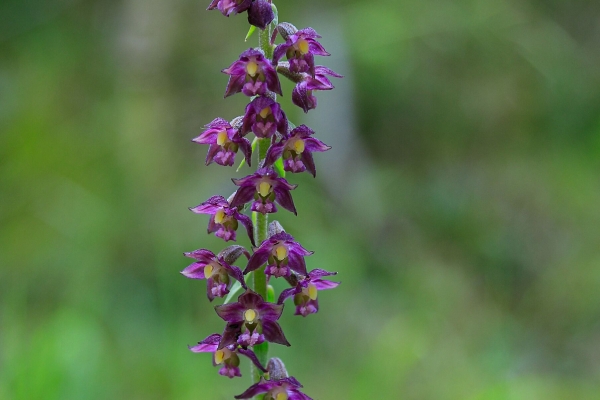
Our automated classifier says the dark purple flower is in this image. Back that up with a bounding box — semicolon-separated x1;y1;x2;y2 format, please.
189;333;266;379
181;249;247;301
214;289;290;348
292;66;342;113
264;124;330;177
230;167;298;215
223;49;282;97
247;0;274;30
235;377;312;400
190;195;255;246
245;232;313;278
273;27;329;76
278;269;339;317
240;96;288;139
192;118;251;167
207;0;252;17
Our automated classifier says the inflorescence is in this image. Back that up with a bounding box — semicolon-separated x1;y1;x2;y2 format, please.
182;1;341;398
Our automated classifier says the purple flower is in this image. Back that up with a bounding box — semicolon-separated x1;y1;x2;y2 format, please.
192;118;252;167
292;66;342;113
247;0;275;30
235;377;312;400
273;27;329;76
278;269;339;317
264;124;330;177
215;289;290;348
223;49;282;97
245;232;313;278
189;333;266;379
207;0;252;17
240;96;288;139
181;249;247;301
190;195;255;246
230;167;298;215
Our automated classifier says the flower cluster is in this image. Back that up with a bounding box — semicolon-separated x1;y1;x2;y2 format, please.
182;1;341;398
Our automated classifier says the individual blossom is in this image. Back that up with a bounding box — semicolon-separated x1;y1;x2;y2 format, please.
245;232;312;278
235;377;311;400
230;167;297;215
273;27;329;76
192;118;252;167
207;0;252;17
189;333;266;378
181;248;247;301
223;48;282;97
240;96;288;139
291;65;342;113
263;124;330;177
247;0;275;30
190;195;255;246
215;289;290;348
278;269;339;317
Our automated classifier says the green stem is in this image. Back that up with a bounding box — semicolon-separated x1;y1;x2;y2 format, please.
251;7;277;391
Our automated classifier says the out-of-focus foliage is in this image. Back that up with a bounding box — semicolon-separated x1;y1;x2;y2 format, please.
1;0;600;398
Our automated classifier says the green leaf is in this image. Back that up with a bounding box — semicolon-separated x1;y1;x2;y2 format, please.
224;280;243;304
273;157;285;177
245;25;256;42
267;285;275;303
236;137;259;172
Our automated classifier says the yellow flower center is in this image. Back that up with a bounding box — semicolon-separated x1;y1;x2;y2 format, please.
307;283;318;300
244;309;257;323
216;131;228;146
259;106;272;119
298;39;310;55
214;209;226;224
274;245;288;261
204;264;214;279
275;393;288;400
293;139;305;154
214;349;226;364
258;181;271;197
246;61;258;77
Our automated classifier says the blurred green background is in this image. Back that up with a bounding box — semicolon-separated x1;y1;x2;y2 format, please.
2;0;600;398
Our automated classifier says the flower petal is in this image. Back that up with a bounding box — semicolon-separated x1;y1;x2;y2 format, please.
261;320;291;346
180;262;206;280
215;302;246;322
244;244;272;273
237;348;267;372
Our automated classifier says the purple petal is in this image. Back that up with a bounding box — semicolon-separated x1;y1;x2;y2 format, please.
230;184;256;208
315;65;343;78
277;287;298;305
256;302;284;322
205;144;220;165
237;290;264;309
261;320;291;346
180;262;206;280
300;151;316;177
281;376;304;388
189;196;228;215
273;43;291;64
303;137;331;153
224;74;246;98
188;333;221;353
308;269;337;278
274;187;297;215
219;321;243;349
234;379;278;399
207;215;219;234
214;302;246;322
313;279;340;291
237;136;253;167
263;142;285;168
287;251;308;276
244;245;272;274
183;249;216;262
237;348;267;372
235;211;256;247
221;263;247;289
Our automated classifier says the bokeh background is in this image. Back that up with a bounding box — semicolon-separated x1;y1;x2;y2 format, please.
2;0;600;398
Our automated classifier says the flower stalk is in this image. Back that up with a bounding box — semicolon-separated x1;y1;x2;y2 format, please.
182;1;341;398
